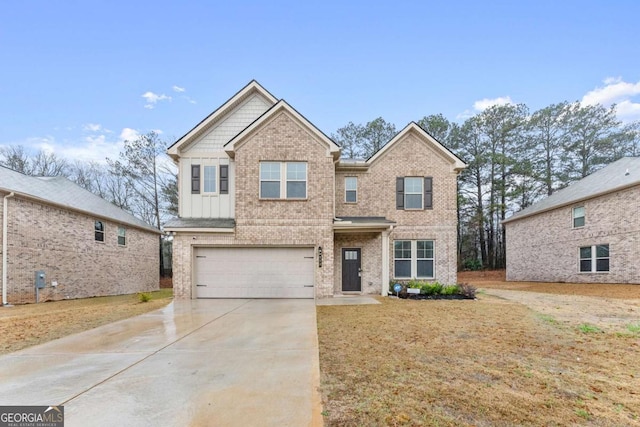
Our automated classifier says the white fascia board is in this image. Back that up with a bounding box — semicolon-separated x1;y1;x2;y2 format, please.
167;81;278;160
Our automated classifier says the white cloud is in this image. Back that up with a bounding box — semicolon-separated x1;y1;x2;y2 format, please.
473;96;513;111
120;127;140;142
141;91;171;109
456;96;513;120
582;77;640;122
83;123;102;132
172;85;185;93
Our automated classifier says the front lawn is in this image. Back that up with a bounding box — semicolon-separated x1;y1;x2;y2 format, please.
0;289;173;354
317;296;640;426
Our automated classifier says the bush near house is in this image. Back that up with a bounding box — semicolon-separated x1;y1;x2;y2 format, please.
389;280;477;299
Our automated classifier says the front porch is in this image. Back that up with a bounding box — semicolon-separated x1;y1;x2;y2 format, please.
333;217;395;296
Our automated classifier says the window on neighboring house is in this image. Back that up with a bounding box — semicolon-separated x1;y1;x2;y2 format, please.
191;165;201;194
579;244;609;272
95;221;104;242
117;227;126;246
573;206;585;228
260;162;307;199
394;240;435;279
396;177;433;210
203;165;217;193
345;177;357;203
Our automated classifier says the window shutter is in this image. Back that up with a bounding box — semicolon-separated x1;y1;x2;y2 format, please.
424;177;433;209
220;165;229;194
396;177;404;210
191;165;200;194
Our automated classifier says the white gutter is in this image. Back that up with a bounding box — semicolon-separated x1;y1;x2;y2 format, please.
2;192;15;306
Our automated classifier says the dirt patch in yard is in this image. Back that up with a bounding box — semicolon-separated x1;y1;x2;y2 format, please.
460;270;640;334
0;290;173;354
317;296;640;426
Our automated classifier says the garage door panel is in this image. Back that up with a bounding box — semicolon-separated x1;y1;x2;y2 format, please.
195;247;314;298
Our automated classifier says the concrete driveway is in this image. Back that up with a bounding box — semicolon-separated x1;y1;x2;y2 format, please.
0;299;323;426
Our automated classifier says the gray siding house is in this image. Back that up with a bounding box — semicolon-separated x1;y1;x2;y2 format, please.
166;81;466;299
503;157;640;284
1;166;161;304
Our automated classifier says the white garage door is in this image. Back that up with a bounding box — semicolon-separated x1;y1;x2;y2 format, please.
194;247;315;298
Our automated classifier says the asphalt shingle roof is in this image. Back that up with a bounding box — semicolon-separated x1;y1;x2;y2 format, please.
164;218;236;229
503;157;640;224
0;166;160;233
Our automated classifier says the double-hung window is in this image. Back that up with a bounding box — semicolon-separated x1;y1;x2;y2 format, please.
573;206;585;228
396;177;433;210
394;240;435;279
95;221;105;242
117;227;126;246
260;162;307;199
286;162;307;198
345;177;357;203
579;244;609;273
203;165;217;193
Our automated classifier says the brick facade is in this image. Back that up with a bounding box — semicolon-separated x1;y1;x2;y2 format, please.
506;185;640;284
335;131;460;287
1;193;159;304
168;83;465;299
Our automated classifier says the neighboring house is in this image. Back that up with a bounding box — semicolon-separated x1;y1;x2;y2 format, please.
0;166;161;304
165;81;466;299
503;157;640;284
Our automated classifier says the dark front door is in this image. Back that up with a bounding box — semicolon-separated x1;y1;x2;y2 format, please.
342;248;361;292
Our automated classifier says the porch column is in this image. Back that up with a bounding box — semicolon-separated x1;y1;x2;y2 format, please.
381;229;390;296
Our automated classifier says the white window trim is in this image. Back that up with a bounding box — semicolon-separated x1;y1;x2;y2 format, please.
579;244;609;273
117;226;127;247
260;162;307;200
393;239;435;279
345;176;357;203
572;206;585;229
202;165;218;195
404;177;423;210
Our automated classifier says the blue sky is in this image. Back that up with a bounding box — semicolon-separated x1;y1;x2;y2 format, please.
1;0;639;163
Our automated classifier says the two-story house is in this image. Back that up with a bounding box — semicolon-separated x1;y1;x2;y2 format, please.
165;81;466;299
503;157;640;284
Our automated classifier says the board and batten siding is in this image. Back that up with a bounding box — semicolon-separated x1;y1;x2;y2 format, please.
177;93;273;219
179;155;234;218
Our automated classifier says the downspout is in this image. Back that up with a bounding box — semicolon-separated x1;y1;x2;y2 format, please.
2;192;15;306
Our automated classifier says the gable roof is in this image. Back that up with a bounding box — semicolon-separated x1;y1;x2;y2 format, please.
223;99;341;159
0;166;160;233
365;122;466;171
167;80;278;161
503;157;640;224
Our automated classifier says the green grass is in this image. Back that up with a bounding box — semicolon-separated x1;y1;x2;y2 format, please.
578;323;603;334
538;314;559;325
626;323;640;334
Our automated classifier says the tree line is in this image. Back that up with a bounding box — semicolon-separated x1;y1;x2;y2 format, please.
2;101;638;271
333;102;639;270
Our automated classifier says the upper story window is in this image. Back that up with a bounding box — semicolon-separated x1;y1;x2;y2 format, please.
396;177;433;210
260;162;307;199
203;165;217;193
345;177;357;203
573;206;585;228
95;221;104;242
117;226;126;246
579;244;609;272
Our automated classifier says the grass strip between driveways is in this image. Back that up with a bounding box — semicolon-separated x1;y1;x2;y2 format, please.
0;289;173;354
317;296;640;426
